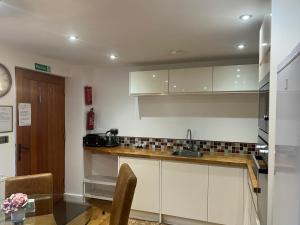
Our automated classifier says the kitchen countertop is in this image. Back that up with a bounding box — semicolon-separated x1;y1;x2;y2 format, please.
84;146;259;193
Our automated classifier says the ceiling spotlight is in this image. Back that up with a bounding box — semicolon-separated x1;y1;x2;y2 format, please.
68;35;79;41
239;14;253;21
170;49;184;55
110;54;118;60
236;43;247;50
236;68;241;72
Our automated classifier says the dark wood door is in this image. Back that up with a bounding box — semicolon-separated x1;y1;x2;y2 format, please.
16;68;65;196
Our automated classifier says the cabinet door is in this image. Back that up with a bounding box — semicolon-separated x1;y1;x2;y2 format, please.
250;198;261;225
119;157;160;213
213;64;258;92
129;70;169;95
259;15;271;82
244;170;252;225
162;161;208;221
208;165;244;225
169;67;212;93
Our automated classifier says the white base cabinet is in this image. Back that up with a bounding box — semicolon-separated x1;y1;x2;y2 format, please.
244;170;261;225
162;161;208;221
119;157;160;213
117;157;253;225
208;165;244;225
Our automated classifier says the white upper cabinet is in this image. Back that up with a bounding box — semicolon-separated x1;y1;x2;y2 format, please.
129;70;169;95
169;67;213;93
259;15;271;82
213;64;258;92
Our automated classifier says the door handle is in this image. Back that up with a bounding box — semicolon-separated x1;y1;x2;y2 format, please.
18;144;29;161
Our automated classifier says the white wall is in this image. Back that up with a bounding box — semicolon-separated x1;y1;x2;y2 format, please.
92;64;259;143
0;45;72;178
65;66;92;196
269;0;300;224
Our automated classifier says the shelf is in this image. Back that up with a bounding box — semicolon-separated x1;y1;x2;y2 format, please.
84;189;114;201
84;175;117;186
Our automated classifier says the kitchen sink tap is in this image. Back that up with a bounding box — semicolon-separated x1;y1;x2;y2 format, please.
186;129;193;151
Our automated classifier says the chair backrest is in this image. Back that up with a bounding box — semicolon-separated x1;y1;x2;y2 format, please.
5;173;53;215
110;164;137;225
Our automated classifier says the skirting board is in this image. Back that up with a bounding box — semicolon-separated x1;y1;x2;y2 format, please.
64;192;85;203
130;210;159;222
130;210;219;225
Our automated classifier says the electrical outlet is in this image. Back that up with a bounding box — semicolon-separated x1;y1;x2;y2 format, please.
0;136;8;144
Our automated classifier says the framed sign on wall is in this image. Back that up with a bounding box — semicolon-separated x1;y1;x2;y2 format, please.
0;106;13;133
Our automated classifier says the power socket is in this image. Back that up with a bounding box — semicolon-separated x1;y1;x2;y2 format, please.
0;136;9;144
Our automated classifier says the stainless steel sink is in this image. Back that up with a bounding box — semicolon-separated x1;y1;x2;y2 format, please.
172;150;203;158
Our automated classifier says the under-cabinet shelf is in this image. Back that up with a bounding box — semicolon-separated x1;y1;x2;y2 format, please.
84;190;114;201
84;175;117;186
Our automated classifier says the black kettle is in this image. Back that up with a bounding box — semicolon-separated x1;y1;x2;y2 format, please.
104;129;119;147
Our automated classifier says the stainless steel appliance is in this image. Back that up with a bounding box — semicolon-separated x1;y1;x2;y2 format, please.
258;74;270;141
254;137;268;225
256;73;270;225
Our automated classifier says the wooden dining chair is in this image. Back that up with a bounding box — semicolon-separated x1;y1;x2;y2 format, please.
89;163;137;225
5;173;53;216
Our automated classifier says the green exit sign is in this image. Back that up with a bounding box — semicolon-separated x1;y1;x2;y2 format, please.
34;63;51;72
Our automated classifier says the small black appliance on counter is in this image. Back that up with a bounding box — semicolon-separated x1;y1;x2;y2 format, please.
83;134;105;147
83;129;119;147
104;128;119;147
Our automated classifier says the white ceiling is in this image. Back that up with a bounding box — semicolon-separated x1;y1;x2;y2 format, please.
0;0;268;66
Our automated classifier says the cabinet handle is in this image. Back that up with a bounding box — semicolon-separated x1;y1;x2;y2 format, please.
285;79;289;91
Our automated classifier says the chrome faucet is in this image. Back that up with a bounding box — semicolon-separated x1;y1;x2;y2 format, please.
186;129;193;151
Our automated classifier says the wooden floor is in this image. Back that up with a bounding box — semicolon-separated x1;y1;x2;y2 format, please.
87;199;165;225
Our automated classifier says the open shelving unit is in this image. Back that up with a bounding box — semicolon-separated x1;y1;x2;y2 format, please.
83;150;119;201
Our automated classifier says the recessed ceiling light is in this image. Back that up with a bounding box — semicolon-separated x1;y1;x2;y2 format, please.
236;74;241;78
236;43;247;50
239;14;253;21
173;85;177;88
236;68;241;72
110;54;118;60
152;74;156;78
68;35;79;41
170;49;185;55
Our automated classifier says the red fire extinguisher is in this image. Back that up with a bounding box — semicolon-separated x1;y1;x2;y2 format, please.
86;108;95;130
84;86;92;105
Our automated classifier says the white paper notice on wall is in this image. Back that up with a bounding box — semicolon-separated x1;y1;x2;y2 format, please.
0;106;13;132
18;103;31;127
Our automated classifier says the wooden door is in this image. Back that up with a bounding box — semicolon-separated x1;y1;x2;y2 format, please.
16;68;65;196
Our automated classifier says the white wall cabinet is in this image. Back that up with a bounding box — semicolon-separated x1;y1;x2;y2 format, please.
119;157;160;213
169;67;212;93
162;161;208;221
129;70;169;95
208;165;244;225
213;64;258;92
259;15;271;82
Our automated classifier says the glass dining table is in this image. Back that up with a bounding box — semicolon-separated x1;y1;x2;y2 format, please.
0;194;92;225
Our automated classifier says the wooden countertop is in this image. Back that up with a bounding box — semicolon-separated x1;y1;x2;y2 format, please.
84;146;259;193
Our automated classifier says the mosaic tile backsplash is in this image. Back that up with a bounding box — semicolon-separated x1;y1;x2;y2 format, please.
117;136;257;155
